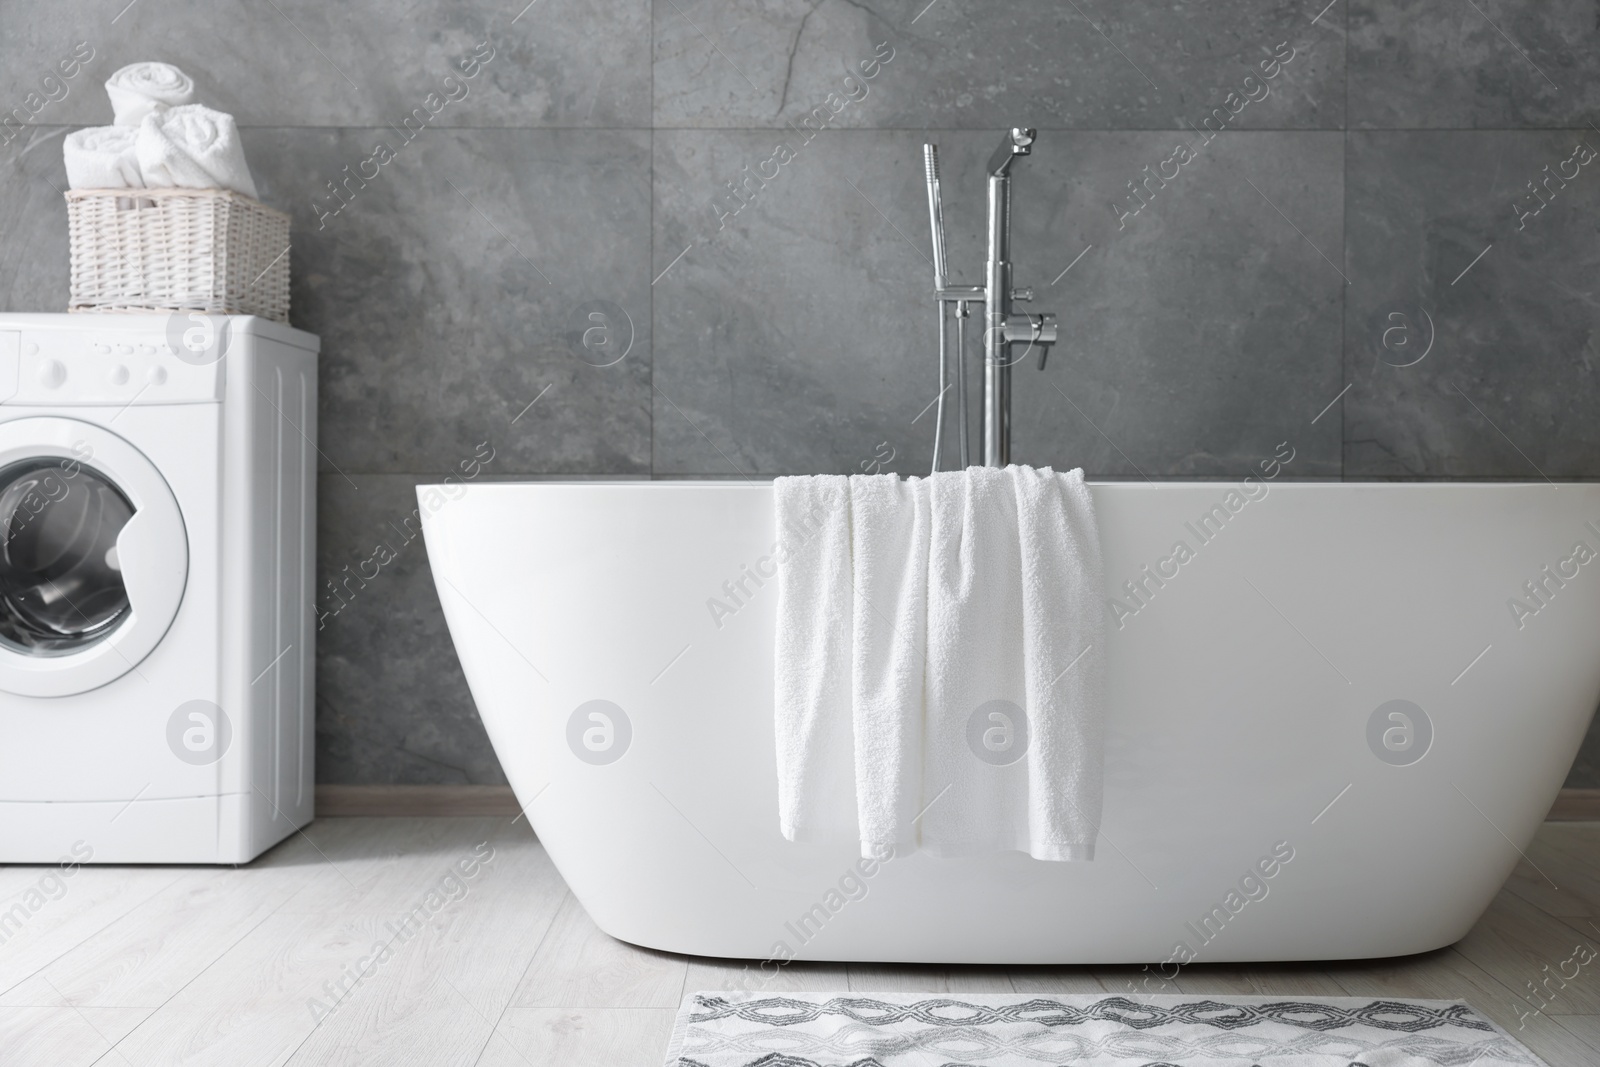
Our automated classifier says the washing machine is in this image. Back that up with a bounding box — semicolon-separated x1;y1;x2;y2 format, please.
0;313;317;863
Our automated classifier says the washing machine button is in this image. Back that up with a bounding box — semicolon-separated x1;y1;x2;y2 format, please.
110;365;131;385
93;343;110;355
116;344;133;355
37;359;66;388
146;365;168;385
23;341;38;356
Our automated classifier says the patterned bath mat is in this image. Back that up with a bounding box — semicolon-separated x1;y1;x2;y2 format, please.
662;991;1548;1066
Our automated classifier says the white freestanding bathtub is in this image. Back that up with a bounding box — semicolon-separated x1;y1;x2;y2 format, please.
421;480;1600;964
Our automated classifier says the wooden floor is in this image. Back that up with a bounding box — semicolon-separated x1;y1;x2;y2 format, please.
5;818;1600;1066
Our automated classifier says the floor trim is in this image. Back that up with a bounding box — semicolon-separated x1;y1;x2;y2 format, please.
314;784;1600;820
1547;787;1600;821
315;784;521;817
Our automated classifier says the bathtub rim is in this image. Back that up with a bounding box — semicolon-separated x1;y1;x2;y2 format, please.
420;478;1600;490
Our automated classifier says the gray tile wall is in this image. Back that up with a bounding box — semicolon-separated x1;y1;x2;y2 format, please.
2;0;1597;786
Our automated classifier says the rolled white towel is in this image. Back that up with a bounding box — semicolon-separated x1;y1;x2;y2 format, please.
135;105;258;198
105;62;196;127
62;126;145;189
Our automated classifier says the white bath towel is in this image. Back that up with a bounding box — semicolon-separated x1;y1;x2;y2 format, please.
62;126;144;189
774;465;1106;861
105;62;197;127
773;475;856;843
920;466;1106;861
847;473;930;855
134;104;257;198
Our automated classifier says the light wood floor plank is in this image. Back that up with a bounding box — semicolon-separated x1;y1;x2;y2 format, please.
1166;962;1348;997
845;964;1014;993
107;819;560;1067
0;1005;149;1067
1500;835;1600;919
1454;890;1600;1015
283;822;565;1067
1550;1014;1600;1056
1326;945;1517;1006
268;816;513;917
510;893;688;1009
1090;965;1178;997
1006;966;1105;994
1;864;301;1008
0;867;181;997
481;1008;677;1067
1165;966;1259;996
1233;963;1351;997
683;957;851;996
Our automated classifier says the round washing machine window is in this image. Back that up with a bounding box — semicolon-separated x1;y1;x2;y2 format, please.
0;460;135;655
0;418;188;697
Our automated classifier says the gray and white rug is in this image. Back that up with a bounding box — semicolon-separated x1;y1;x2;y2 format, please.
663;992;1547;1066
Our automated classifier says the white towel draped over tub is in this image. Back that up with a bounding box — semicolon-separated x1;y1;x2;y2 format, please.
774;465;1106;862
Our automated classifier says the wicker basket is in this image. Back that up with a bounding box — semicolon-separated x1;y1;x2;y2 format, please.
66;187;290;322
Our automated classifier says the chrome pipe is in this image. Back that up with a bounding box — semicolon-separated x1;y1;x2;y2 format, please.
983;170;1010;468
955;300;970;468
933;307;948;472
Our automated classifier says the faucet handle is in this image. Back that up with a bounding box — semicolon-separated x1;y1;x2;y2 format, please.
1032;313;1058;370
1000;311;1057;369
1035;312;1057;345
1002;312;1056;345
1036;313;1057;370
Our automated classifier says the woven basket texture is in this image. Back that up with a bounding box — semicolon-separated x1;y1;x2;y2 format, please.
66;188;290;322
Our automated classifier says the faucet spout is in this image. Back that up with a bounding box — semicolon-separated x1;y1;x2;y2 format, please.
986;127;1036;177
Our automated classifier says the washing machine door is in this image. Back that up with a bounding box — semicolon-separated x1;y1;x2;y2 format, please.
0;418;187;697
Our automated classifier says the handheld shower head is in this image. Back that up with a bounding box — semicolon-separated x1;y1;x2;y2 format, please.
923;143;948;289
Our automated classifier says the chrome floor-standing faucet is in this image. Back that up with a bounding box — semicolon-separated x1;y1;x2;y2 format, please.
924;128;1057;470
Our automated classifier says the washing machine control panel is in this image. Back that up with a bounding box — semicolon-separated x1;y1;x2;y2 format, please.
0;329;225;406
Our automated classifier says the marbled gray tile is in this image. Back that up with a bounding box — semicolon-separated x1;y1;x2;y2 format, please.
0;126;71;311
651;128;935;476
0;0;649;129
316;474;506;785
653;0;1344;129
1344;130;1600;478
1350;0;1600;129
1009;130;1345;477
243;126;652;475
653;128;1343;477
